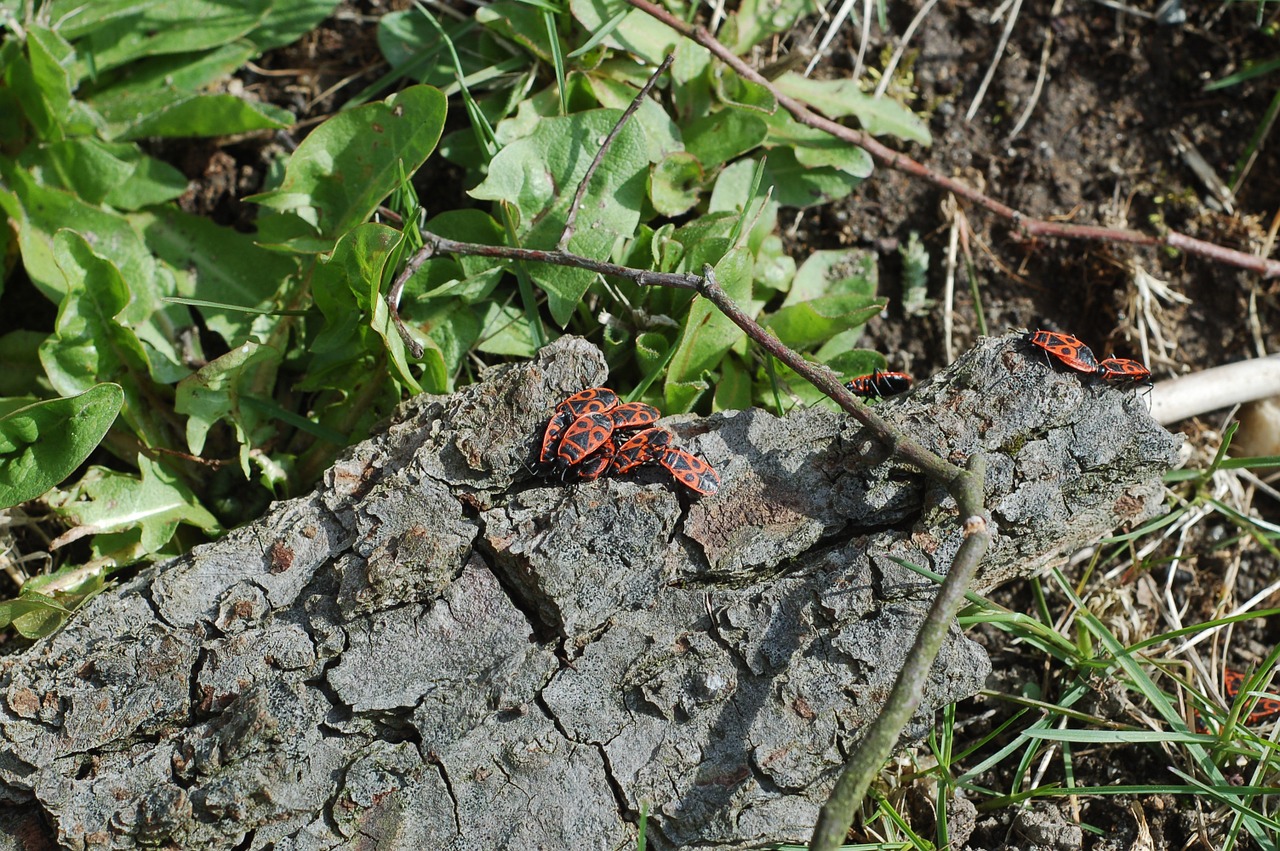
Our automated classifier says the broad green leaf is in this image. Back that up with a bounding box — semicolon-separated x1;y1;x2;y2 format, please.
761;147;866;208
714;70;776;114
310;222;426;394
132;207;299;346
713;354;752;412
0;384;124;509
81;0;271;73
38;232;156;426
476;303;537;357
754;234;796;293
721;0;813;53
175;342;280;472
115;94;294;141
0;592;74;640
649;152;703;216
575;72;683;162
764;293;885;350
23;27;74;140
683;107;769;171
248;85;447;239
250;0;343;51
665;248;751;411
0;332;49;398
664;377;708;414
47;454;220;557
773;72;931;146
20;139;185;206
761;106;874;180
0;162;157;303
784;248;877;306
470;109;652;325
568;0;677;65
87;42;257;126
635;331;671;379
46;0;166;40
823;348;887;377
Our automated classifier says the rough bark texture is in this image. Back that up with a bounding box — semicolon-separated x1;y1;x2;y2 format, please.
0;334;1179;851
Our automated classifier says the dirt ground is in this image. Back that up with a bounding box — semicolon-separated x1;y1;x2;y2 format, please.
173;0;1280;848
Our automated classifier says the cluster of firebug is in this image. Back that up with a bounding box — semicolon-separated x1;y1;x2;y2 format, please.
1022;330;1152;386
843;370;913;400
536;387;720;495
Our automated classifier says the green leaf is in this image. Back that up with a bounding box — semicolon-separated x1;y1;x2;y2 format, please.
683;107;769;170
37;232;156;412
470;108;652;325
784;248;877;306
720;0;812;52
665;248;751;411
81;0;271;73
568;0;677;65
311;222;426;394
115;94;294;141
0;162;159;303
772;72;931;146
20;139;186;207
131;207;299;347
249;0;342;51
175;342;280;473
761;147;867;208
763;293;885;350
713;354;753;412
248;85;447;239
47;454;220;558
0;591;74;639
476;303;537;357
0;332;50;398
649;151;704;216
86;42;257;130
0;384;124;509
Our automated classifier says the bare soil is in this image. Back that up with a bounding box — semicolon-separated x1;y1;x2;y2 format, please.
169;1;1280;848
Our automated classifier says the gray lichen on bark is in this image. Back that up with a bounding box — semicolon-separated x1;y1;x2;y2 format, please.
0;334;1178;850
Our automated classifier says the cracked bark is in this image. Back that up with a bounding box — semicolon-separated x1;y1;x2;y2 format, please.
0;335;1179;851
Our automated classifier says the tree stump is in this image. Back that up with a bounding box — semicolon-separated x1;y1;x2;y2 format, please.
0;334;1179;850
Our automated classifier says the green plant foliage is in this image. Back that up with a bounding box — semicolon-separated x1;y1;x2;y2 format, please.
0;0;935;630
0;384;124;509
46;454;221;561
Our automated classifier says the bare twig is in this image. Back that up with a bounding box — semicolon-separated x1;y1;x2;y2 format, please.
559;54;673;251
810;466;991;851
623;0;1280;278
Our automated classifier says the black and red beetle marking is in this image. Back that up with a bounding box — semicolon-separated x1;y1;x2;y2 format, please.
609;402;661;430
1023;330;1099;374
844;370;913;399
574;441;617;481
1225;667;1280;726
658;447;720;495
556;412;615;469
556;387;619;417
1096;357;1152;385
538;408;575;468
610;427;672;476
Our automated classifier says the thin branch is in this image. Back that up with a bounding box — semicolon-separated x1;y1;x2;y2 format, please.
623;0;1280;278
810;459;991;851
558;54;674;252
